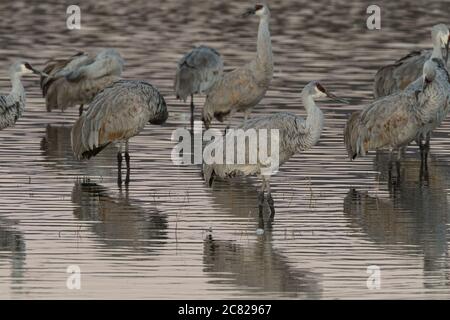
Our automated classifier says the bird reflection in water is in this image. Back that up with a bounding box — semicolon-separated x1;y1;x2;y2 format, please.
71;180;167;253
204;179;321;298
40;124;117;177
208;178;275;230
0;220;26;289
203;231;321;298
344;152;450;289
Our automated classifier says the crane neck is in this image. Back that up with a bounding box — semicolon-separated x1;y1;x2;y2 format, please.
297;92;324;149
301;93;324;129
9;72;25;100
255;16;273;83
431;37;444;60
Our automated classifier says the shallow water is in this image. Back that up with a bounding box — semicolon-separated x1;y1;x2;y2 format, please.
0;0;450;299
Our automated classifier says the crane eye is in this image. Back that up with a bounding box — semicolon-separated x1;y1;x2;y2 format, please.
255;4;264;11
316;83;326;93
24;62;33;70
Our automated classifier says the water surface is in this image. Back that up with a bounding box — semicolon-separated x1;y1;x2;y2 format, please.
0;0;449;299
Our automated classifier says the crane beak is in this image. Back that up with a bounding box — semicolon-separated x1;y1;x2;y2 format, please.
326;91;349;104
242;8;256;17
31;66;49;78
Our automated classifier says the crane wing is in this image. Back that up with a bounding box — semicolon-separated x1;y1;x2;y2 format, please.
374;50;429;97
65;49;124;82
40;52;92;96
175;46;223;100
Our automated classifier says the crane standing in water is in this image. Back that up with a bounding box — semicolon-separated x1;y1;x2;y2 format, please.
174;46;223;127
374;24;450;99
345;58;450;163
202;4;273;129
1;61;48;130
203;81;347;217
41;48;124;116
71;80;168;186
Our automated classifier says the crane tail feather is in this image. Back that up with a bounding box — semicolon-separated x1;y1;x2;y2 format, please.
71;116;109;160
344;111;362;160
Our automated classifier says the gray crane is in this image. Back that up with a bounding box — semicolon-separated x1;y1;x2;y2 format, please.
203;81;347;217
345;58;450;163
174;46;223;127
374;24;450;98
1;61;47;130
71;80;168;186
202;4;273;129
41;48;124;116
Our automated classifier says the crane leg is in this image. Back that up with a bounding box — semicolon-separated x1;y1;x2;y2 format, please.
125;140;130;185
190;94;195;129
424;132;431;162
244;109;251;122
418;132;430;166
117;152;123;187
267;193;275;220
257;191;265;218
420;156;429;183
78;104;84;116
265;180;275;220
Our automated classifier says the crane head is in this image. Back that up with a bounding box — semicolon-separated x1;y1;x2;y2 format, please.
308;81;348;104
10;61;49;77
242;4;268;18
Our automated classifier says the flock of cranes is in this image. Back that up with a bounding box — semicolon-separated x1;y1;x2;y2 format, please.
1;4;450;217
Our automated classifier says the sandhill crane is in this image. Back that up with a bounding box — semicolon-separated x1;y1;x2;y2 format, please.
174;46;223;127
71;80;168;186
203;81;347;217
1;61;47;130
40;48;124;116
202;4;273;129
374;24;450;98
345;58;450;162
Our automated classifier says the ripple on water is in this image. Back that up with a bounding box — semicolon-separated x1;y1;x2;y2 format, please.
0;0;449;299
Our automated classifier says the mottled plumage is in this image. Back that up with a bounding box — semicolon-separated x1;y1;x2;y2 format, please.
174;45;223;125
203;81;345;217
345;58;450;160
1;62;46;130
202;4;273;128
41;48;124;115
174;45;223;101
374;24;450;98
71;80;168;185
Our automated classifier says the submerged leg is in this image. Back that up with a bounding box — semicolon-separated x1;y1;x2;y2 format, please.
190;94;195;129
125;140;130;185
265;179;275;220
78;104;84;116
395;160;401;184
258;191;265;219
424;132;431;164
420;156;430;184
